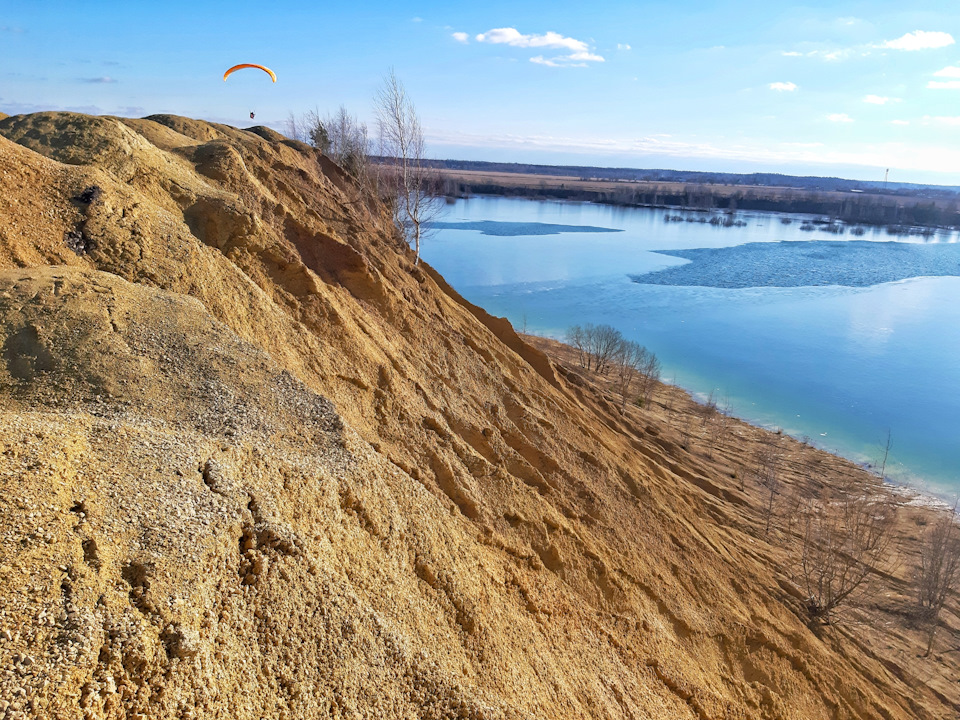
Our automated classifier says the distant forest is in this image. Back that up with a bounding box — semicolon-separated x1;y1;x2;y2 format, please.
425;159;960;196
425;160;960;229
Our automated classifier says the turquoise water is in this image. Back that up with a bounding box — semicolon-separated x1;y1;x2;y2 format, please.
423;197;960;497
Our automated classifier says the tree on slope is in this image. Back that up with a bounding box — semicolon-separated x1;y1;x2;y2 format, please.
374;69;441;266
325;105;370;184
286;108;330;152
566;324;624;374
797;480;898;623
613;340;660;412
286;106;369;186
917;503;960;656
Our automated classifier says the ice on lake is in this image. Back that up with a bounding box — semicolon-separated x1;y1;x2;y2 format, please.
427;220;622;236
633;240;960;288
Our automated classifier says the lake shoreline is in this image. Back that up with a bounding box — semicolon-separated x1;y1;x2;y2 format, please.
437;170;960;231
426;196;960;498
525;332;958;513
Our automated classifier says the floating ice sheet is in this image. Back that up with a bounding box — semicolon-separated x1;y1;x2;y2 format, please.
427;220;622;237
632;240;960;288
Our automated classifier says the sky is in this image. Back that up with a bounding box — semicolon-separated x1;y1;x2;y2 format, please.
3;1;960;184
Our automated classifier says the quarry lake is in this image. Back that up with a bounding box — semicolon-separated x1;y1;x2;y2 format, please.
424;196;960;498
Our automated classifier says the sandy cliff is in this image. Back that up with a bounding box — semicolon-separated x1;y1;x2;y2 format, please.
0;112;955;719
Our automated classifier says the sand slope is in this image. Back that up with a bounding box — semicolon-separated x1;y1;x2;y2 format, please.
0;112;956;719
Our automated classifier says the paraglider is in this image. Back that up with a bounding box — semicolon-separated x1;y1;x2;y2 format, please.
223;64;275;123
223;64;277;83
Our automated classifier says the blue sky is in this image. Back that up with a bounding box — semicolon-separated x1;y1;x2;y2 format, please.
3;1;960;183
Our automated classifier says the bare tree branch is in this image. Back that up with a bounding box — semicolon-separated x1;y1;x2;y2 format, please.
375;70;442;266
797;480;898;623
917;501;960;656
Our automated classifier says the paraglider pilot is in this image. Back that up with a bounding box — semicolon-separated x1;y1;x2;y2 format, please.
222;64;275;123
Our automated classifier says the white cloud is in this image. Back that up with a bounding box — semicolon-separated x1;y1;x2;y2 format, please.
822;50;851;61
425;127;960;176
783;31;953;65
82;76;117;84
412;17;423;22
0;99;144;116
452;32;469;43
891;120;910;125
530;56;563;67
828;113;854;122
933;65;960;78
768;81;797;92
793;48;855;61
927;80;960;89
529;54;600;68
923;115;960;125
617;43;631;50
476;28;587;52
569;51;604;62
863;95;900;104
880;30;954;51
474;27;604;66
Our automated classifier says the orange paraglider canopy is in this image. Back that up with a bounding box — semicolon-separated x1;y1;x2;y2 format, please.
223;64;277;82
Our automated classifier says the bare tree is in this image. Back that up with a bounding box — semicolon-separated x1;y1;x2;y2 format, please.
286;109;330;152
797;481;898;623
286;106;369;183
664;373;678;413
325;105;369;183
565;323;627;375
613;340;656;411
590;325;623;375
285;111;305;143
612;341;659;411
695;389;718;429
567;325;589;369
375;69;442;266
877;430;892;481
755;442;782;535
635;347;661;409
707;397;732;455
917;502;960;656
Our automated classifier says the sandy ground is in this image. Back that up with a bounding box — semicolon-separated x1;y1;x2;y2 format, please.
0;110;957;719
528;332;960;708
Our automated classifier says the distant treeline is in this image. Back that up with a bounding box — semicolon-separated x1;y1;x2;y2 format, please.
436;177;960;229
425;158;960;197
